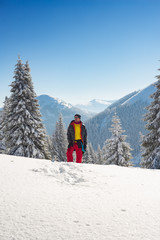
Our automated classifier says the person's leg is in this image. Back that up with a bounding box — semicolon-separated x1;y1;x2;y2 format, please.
75;143;83;163
66;146;74;162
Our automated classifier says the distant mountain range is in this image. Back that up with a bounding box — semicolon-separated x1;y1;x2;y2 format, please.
74;99;116;113
37;95;116;135
37;95;93;135
85;83;156;166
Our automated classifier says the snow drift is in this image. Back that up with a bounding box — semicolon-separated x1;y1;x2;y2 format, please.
0;154;160;240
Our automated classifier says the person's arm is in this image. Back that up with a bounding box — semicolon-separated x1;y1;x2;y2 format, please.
83;127;87;150
67;124;74;148
67;125;71;143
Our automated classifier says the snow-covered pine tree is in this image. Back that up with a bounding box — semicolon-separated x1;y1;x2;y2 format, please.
88;143;96;164
102;113;132;166
96;144;103;164
0;97;10;152
5;57;51;159
141;78;160;169
51;122;59;161
46;135;53;160
51;113;67;161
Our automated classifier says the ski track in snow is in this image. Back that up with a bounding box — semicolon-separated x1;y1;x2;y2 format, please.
0;154;160;240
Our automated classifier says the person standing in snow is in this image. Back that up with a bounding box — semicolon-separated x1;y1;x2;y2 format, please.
66;114;87;163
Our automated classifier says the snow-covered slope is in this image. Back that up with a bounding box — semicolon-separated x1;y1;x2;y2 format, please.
37;95;92;135
121;84;156;106
0;154;160;240
75;99;116;113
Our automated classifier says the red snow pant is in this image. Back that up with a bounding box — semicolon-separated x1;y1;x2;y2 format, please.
66;143;83;163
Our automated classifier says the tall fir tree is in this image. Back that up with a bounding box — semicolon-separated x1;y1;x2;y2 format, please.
102;113;132;166
5;57;51;159
51;113;67;161
141;78;160;169
47;136;53;160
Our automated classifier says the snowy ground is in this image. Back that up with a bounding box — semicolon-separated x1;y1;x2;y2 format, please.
0;154;160;240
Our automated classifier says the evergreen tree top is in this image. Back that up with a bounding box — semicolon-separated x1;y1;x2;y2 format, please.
109;113;125;137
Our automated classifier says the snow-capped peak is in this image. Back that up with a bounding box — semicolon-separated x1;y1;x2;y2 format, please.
37;94;72;109
74;99;116;113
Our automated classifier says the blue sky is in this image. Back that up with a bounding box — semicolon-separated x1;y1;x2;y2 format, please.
0;0;160;107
